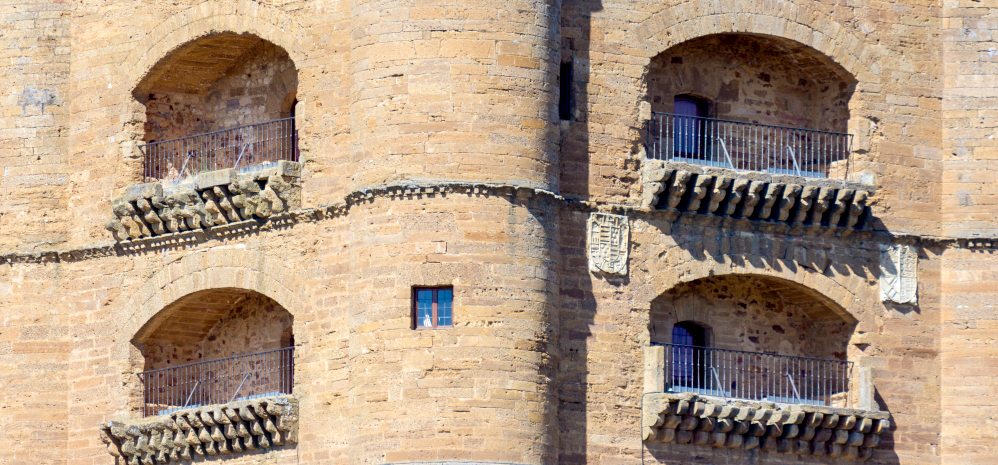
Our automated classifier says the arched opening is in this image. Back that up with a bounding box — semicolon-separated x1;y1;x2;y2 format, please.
650;275;857;406
645;33;857;178
133;32;299;181
131;288;294;416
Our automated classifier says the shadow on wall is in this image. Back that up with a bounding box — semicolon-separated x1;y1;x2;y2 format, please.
557;7;907;461
559;0;605;202
557;1;603;464
646;212;920;316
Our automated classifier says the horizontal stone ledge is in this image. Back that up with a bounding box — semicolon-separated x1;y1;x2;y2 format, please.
642;160;874;232
108;179;568;247
643;392;890;461
5;177;979;264
99;395;298;465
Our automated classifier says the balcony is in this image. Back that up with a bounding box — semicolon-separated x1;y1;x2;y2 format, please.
141;117;298;183
647;113;852;180
642;344;889;460
107;32;303;243
99;347;297;463
139;347;294;417
640;34;873;230
657;343;851;406
640;115;871;231
106;119;302;242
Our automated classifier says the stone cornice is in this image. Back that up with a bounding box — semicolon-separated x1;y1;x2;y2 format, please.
643;393;890;461
0;180;992;265
99;395;298;465
642;160;874;233
106;162;302;242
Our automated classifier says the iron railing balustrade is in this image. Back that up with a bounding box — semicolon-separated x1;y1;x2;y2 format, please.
141;117;298;182
646;112;852;179
138;346;294;417
656;342;852;406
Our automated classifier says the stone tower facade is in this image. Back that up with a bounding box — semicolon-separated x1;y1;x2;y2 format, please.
0;2;994;465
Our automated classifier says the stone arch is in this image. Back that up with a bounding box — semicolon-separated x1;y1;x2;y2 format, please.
629;4;886;86
649;273;859;343
628;3;892;163
122;1;308;95
648;272;862;407
647;33;856;135
132;288;295;367
115;248;308;361
111;248;309;415
636;261;873;329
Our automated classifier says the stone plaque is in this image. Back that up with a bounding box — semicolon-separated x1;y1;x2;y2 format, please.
587;212;629;275
880;244;917;304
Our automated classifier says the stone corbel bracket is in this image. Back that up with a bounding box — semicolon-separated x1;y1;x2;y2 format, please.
641;160;874;231
99;395;298;465
106;161;301;242
643;393;890;461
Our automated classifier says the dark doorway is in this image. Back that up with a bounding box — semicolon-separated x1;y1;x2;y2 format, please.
673;95;711;157
671;321;708;388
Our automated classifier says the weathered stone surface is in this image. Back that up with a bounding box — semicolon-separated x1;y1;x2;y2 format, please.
124;183;164;202
642;160;873;230
643;393;889;461
99;395;298;465
194;169;236;190
106;165;301;241
880;244;918;304
587;212;629;276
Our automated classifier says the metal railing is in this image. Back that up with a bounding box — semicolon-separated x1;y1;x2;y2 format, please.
141;117;298;181
646;112;852;179
657;343;852;406
138;347;294;417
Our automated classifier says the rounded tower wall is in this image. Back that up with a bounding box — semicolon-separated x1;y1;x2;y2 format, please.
341;193;559;465
347;1;562;191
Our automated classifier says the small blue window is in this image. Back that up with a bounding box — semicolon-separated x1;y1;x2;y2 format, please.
413;286;454;329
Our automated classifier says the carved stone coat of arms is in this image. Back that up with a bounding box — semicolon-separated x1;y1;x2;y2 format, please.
587;213;629;275
880;244;918;304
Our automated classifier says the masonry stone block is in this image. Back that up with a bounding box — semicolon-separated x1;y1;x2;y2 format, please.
0;3;994;465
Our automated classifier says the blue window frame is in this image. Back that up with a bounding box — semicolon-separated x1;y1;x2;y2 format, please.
413;286;454;329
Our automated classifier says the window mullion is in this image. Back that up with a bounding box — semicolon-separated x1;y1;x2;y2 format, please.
431;290;439;328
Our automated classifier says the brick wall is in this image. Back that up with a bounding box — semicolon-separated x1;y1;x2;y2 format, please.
941;247;997;465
